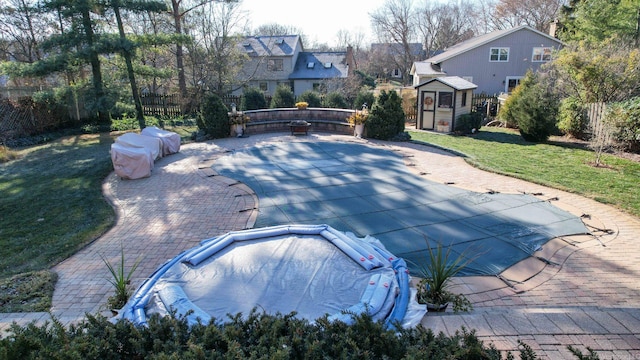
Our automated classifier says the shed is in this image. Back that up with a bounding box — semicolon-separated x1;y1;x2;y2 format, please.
415;76;477;132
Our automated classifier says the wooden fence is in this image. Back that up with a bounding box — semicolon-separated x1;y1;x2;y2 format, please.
140;93;181;117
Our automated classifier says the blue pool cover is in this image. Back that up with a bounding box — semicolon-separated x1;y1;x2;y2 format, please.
118;224;421;329
212;141;590;276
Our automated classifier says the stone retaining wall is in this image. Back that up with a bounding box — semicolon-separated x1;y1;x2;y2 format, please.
242;108;356;135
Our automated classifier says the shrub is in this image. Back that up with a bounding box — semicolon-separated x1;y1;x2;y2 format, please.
455;112;483;135
353;89;375;110
321;91;348;109
270;85;295;108
366;90;406;140
0;311;543;359
241;87;267;110
604;97;640;152
197;92;230;138
0;145;18;163
502;72;559;142
558;96;589;139
297;90;322;107
31;90;73;130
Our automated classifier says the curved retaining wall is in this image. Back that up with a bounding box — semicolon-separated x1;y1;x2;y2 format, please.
243;108;356;135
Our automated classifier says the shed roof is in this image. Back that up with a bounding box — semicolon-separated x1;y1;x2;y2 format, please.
415;76;477;90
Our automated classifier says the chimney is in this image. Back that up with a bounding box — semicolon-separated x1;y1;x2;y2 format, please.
549;20;559;38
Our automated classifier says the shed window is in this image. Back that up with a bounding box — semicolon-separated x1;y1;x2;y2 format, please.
461;91;467;107
490;47;509;62
438;92;453;108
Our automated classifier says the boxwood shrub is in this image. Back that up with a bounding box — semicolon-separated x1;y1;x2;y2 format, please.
0;311;548;359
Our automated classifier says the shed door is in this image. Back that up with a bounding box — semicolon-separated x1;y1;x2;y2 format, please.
420;91;436;129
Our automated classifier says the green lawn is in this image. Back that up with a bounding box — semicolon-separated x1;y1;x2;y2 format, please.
0;134;116;278
409;127;640;218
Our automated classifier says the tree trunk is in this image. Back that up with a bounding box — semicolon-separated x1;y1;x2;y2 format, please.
113;0;146;129
171;0;188;98
80;2;109;125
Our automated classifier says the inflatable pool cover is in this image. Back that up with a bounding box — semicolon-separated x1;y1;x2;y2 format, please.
118;224;423;329
212;141;590;276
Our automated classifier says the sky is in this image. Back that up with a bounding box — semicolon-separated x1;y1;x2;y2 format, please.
240;0;389;48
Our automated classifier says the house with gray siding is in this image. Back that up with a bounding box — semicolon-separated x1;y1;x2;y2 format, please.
234;35;351;97
410;25;563;95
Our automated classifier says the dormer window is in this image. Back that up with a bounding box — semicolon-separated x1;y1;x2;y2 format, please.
307;62;315;69
323;62;332;69
275;38;284;45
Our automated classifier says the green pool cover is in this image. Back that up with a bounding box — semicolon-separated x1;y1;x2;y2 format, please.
213;141;589;276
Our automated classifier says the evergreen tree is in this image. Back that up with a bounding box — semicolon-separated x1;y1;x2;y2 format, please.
559;0;639;46
270;85;295;108
41;0;111;124
366;90;405;140
107;0;167;129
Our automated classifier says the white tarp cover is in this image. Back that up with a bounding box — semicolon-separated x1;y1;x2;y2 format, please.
119;225;420;328
110;142;152;180
115;132;163;162
141;126;181;156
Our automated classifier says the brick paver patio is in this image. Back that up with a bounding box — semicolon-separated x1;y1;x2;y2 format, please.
1;132;638;359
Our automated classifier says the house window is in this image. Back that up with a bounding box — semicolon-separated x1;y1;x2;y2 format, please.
532;47;552;62
461;91;467;107
438;92;453;108
268;58;283;71
259;82;268;91
490;47;509;62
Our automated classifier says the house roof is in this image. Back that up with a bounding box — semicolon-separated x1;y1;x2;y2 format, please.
424;25;563;64
289;52;348;80
239;35;302;57
411;61;445;76
415;76;477;90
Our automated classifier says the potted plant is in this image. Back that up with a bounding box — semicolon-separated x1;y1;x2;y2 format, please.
347;104;369;138
295;101;308;110
228;102;250;137
415;242;474;313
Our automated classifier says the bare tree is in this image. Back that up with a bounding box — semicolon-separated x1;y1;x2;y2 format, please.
0;0;50;64
168;0;237;98
416;1;477;55
493;0;564;32
335;28;366;51
184;0;249;95
370;0;419;84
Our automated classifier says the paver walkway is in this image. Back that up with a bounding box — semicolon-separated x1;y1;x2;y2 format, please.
1;132;639;359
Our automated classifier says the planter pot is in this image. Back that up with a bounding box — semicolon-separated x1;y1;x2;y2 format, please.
426;302;449;312
234;124;244;137
354;123;365;138
435;124;450;133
